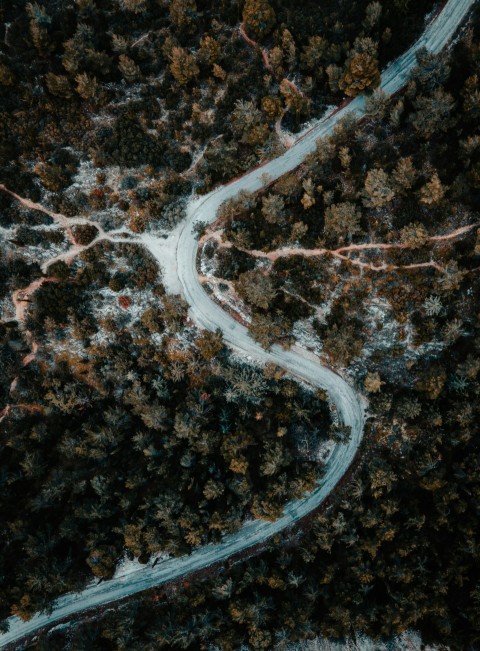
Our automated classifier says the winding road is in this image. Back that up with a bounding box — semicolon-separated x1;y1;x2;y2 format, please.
0;0;475;646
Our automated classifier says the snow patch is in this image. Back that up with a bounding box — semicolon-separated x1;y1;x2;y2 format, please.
286;629;446;650
112;552;171;580
140;227;182;295
316;439;335;464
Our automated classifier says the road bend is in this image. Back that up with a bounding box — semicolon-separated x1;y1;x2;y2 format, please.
0;0;475;646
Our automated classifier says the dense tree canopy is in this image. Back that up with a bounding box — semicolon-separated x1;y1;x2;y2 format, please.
2;0;478;649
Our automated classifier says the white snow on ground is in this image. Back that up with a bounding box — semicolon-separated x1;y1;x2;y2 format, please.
205;279;252;325
316;439;335;464
363;296;402;353
363;296;446;367
0;0;475;645
94;285;148;323
67;159;146;201
199;242;217;278
0;297;14;322
24;240;68;269
292;317;324;357
67;159;99;194
140;225;184;295
0;225;15;240
292;104;337;142
43;329;89;355
3;219;70;267
286;629;445;651
87;281;164;344
112;553;171;580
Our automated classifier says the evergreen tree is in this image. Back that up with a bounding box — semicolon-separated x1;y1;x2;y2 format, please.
363;167;395;208
118;54;141;82
169;47;199;86
242;0;276;40
340;52;380;97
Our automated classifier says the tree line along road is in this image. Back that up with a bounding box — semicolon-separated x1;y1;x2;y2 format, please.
0;0;476;646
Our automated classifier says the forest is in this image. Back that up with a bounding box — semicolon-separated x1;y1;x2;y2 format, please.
1;0;479;650
203;35;480;361
0;232;337;621
0;0;435;219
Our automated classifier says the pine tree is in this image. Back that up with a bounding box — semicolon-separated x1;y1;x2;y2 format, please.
419;172;445;205
0;63;14;86
281;29;296;69
463;74;480;118
324;202;361;240
423;295;443;316
212;578;233;600
363;1;382;30
365;88;388;118
323;324;363;366
232;99;263;135
118;0;147;13
169;0;198;31
411;87;455;139
436;261;465;293
413;47;450;91
212;63;226;80
195;329;223;360
279;79;308;114
269;46;284;77
75;72;99;101
27;3;53;56
141;307;164;333
169;47;199;86
260;441;285;476
301;35;328;76
391;156;417;192
389;98;404;128
363;168;395;208
242;0;276;41
203;479;224;500
261;95;283;120
340;52;380;97
400;222;429;248
235;269;277;310
111;33;129;53
326;64;343;93
248;313;285;349
118;54;141;82
261;193;285;224
364;372;384;393
45;73;73;98
199;34;220;64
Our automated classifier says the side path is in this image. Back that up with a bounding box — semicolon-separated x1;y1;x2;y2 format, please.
0;0;475;646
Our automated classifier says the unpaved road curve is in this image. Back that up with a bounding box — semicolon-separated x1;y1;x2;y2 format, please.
0;0;475;646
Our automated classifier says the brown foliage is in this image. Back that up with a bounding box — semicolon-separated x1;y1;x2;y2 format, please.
340;52;380;97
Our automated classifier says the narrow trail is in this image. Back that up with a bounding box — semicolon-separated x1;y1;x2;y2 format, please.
0;0;476;646
1;186;137;281
0;183;92;231
203;223;477;275
1;190;137;420
239;23;274;75
238;23;305;100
